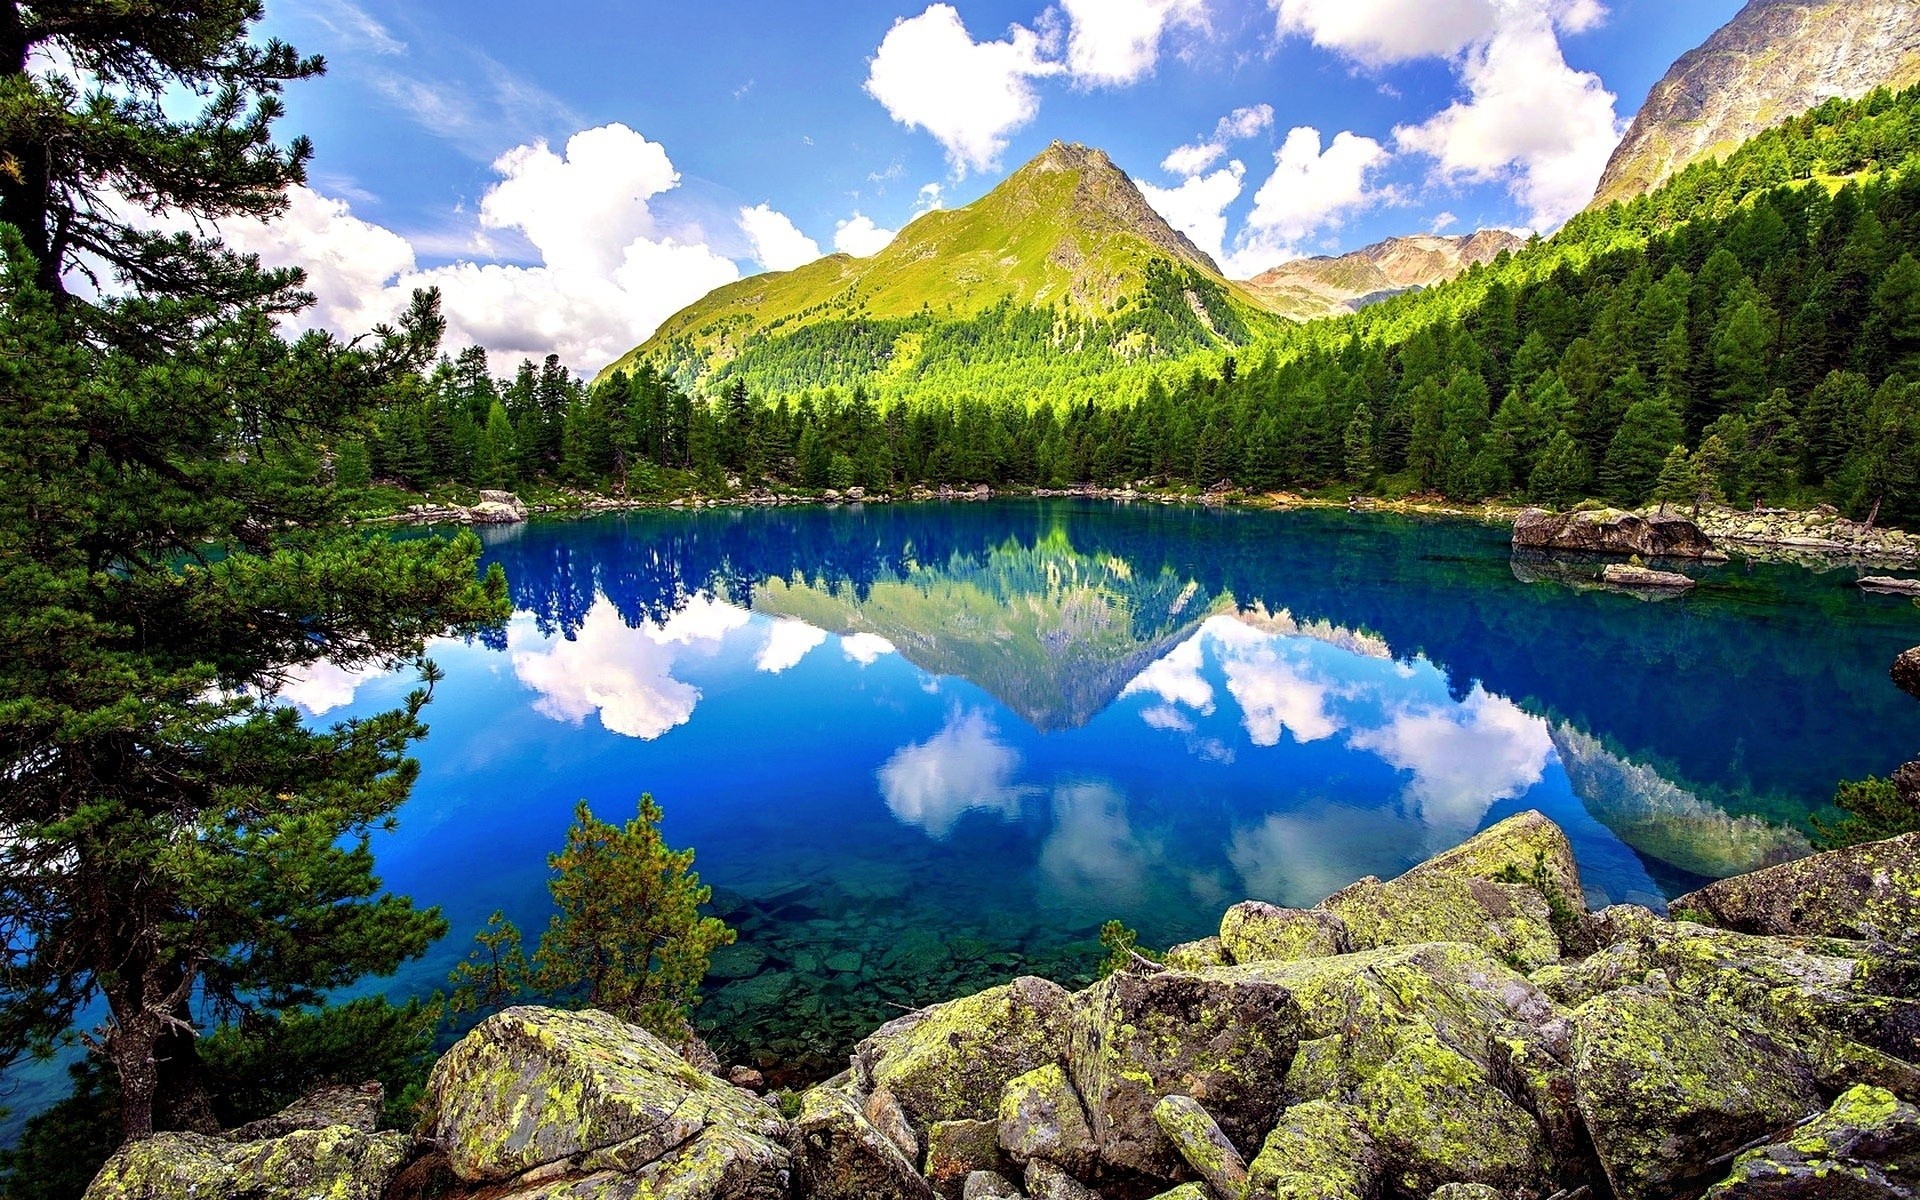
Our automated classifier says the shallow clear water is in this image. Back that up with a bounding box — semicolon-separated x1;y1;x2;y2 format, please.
11;500;1920;1117
280;499;1914;1075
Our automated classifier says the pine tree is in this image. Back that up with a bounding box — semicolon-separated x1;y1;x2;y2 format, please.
1599;396;1684;505
1342;404;1376;486
1651;446;1698;514
1528;430;1591;508
0;6;510;1142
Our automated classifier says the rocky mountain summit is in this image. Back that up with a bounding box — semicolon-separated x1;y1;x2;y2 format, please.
84;802;1920;1200
1241;231;1526;321
1592;0;1920;208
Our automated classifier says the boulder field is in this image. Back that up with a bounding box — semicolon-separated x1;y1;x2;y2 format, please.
83;812;1920;1200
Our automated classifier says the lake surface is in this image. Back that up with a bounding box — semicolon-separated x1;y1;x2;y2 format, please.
263;499;1914;1076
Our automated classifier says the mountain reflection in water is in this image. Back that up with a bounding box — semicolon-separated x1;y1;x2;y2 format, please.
278;500;1918;1075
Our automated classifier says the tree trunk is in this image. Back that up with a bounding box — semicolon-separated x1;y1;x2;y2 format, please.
0;2;63;296
1867;495;1882;531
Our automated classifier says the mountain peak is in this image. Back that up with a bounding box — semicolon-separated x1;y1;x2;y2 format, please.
989;141;1222;276
1242;230;1525;320
1591;0;1920;208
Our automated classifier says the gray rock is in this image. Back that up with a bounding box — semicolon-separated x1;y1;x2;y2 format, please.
791;1086;936;1200
1150;1096;1248;1199
1069;969;1301;1180
1512;507;1720;559
1602;563;1695;589
1670;832;1920;941
963;1170;1023;1199
997;1064;1097;1176
855;977;1073;1132
864;1086;921;1162
1858;577;1920;596
1217;901;1348;964
224;1082;382;1141
1706;1085;1920;1198
1896;647;1920;702
84;1127;410;1200
1245;1100;1379;1200
1023;1159;1101;1200
926;1119;1003;1196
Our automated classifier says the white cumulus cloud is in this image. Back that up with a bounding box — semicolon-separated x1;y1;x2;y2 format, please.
757;619;829;673
1221;126;1391;276
739;203;823;272
1161;103;1274;176
865;4;1063;174
1060;0;1207;87
1348;685;1554;833
834;213;899;257
1139;161;1247;268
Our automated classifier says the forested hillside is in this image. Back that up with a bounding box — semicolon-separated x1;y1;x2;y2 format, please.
361;85;1920;525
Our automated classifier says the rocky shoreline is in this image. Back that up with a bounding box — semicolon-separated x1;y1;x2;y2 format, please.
86;809;1920;1200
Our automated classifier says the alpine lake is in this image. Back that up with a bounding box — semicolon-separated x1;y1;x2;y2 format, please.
274;501;1920;1080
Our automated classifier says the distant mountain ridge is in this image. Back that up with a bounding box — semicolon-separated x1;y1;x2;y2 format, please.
598;142;1277;389
1592;0;1920;208
1240;230;1527;320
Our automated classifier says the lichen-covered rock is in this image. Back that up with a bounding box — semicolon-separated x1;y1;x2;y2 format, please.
1355;1022;1548;1195
1160;937;1227;971
1281;1035;1341;1106
1428;1186;1502;1200
501;1122;792;1200
998;1065;1097;1175
1895;647;1920;701
790;1086;935;1200
855;977;1072;1132
1671;832;1920;941
1218;901;1348;964
225;1082;383;1141
84;1127;410;1200
1023;1158;1100;1200
422;1006;784;1185
865;1087;920;1161
1317;812;1587;968
1512;507;1721;558
1705;1085;1920;1198
1245;1100;1379;1200
1150;1096;1248;1199
962;1170;1022;1199
1069;969;1302;1179
1572;987;1824;1200
926;1120;1003;1196
1144;1186;1209;1200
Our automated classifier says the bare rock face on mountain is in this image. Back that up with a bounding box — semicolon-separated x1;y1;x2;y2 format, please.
1242;230;1525;320
1593;0;1920;209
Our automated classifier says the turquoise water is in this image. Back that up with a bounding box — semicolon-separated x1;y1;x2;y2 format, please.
9;500;1920;1115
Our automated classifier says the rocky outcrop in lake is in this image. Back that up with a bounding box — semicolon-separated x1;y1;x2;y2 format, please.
83;812;1920;1200
1512;508;1724;560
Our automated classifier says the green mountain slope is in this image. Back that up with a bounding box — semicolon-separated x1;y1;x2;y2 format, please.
598;143;1287;401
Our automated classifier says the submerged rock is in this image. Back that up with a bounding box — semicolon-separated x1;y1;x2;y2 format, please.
1670;832;1920;941
1513;507;1723;559
1602;562;1696;589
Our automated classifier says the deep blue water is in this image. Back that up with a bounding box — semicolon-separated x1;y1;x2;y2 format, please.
9;500;1920;1116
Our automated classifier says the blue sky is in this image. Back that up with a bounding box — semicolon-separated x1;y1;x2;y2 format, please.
224;0;1744;370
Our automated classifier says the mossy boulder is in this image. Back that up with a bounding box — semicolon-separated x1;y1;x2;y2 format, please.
997;1064;1097;1176
1894;646;1920;701
1160;936;1227;971
1150;1095;1248;1198
499;1123;792;1200
1218;901;1348;964
1354;1022;1549;1195
962;1171;1022;1198
1705;1084;1920;1198
1244;1100;1379;1200
1023;1158;1099;1200
790;1086;935;1200
421;1006;785;1185
854;977;1072;1132
1068;968;1302;1179
925;1119;1003;1196
1316;812;1587;969
84;1126;410;1200
1572;987;1824;1200
1671;832;1920;941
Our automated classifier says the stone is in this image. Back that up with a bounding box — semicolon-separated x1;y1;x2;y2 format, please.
1145;1187;1209;1200
791;1086;936;1200
1151;1096;1248;1199
926;1120;1004;1195
498;1124;791;1200
1602;563;1696;589
1023;1158;1101;1200
1159;936;1228;971
84;1127;410;1200
1217;901;1348;964
728;1065;767;1092
1428;1187;1502;1200
1317;811;1586;968
1896;647;1920;702
1354;1022;1549;1196
963;1171;1023;1199
706;943;769;980
1706;1085;1920;1198
1512;507;1720;559
1670;832;1920;941
468;490;528;525
1571;987;1824;1200
1069;968;1302;1179
224;1082;382;1140
421;1006;785;1184
1245;1100;1379;1200
1858;577;1920;596
997;1064;1098;1175
855;976;1073;1132
865;1087;921;1161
